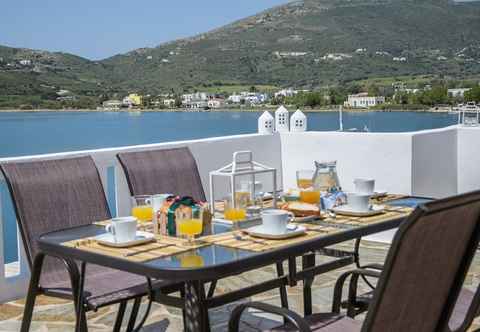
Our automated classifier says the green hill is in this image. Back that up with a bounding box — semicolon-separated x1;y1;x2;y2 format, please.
1;0;480;105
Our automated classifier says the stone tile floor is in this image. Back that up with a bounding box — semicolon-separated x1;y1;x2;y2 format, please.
1;241;479;331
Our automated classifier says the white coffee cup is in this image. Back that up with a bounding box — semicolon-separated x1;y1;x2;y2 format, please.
346;192;371;212
146;194;172;212
106;217;138;243
261;209;294;235
354;178;375;195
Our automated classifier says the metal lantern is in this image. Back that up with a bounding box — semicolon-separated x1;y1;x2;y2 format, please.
209;151;277;215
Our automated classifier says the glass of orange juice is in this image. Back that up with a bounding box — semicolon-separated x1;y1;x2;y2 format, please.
177;207;203;245
299;188;321;204
131;195;154;223
296;170;315;189
223;198;247;230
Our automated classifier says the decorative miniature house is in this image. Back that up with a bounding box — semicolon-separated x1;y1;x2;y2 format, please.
209;151;277;215
290;109;307;132
258;111;274;134
275;105;290;133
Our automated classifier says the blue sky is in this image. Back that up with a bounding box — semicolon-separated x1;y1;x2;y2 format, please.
0;0;288;60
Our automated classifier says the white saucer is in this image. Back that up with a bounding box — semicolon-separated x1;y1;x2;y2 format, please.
372;190;388;198
96;231;156;248
332;204;385;217
243;224;306;240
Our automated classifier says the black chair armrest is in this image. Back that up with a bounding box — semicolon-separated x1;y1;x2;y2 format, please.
359;263;384;271
228;302;312;332
332;268;382;313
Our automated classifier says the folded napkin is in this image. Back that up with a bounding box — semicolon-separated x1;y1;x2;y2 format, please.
321;191;346;210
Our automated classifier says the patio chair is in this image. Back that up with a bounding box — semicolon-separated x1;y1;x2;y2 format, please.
0;156;175;332
228;190;480;332
332;263;480;331
117;146;206;201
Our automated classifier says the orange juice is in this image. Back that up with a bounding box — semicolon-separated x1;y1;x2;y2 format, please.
224;208;247;221
131;205;153;222
297;178;314;189
180;255;204;268
178;218;203;236
300;190;321;204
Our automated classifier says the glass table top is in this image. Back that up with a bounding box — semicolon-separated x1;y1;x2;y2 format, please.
40;197;426;271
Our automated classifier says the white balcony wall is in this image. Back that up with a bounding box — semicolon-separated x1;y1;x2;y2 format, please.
411;127;458;198
457;127;480;194
280;131;413;195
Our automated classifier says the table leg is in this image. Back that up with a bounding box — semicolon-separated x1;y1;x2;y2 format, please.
354;238;376;289
183;280;210;332
302;252;316;316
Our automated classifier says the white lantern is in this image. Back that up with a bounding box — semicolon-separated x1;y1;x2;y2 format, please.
258;111;274;134
275;105;289;132
290;109;307;132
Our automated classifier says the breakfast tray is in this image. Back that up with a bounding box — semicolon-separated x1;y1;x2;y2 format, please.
62;234;207;262
201;224;340;252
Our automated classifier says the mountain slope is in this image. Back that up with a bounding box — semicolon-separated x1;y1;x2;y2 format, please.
102;0;480;92
1;0;480;99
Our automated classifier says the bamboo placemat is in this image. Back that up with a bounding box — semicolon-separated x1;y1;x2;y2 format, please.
317;206;413;228
201;224;340;252
62;234;207;262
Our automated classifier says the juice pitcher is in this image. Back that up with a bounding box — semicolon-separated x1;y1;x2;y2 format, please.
313;161;340;192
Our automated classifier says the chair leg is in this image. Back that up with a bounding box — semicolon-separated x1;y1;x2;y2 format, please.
113;300;128;332
74;262;88;332
21;254;45;332
276;262;289;309
126;297;142;332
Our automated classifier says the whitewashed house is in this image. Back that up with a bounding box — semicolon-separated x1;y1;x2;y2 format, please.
163;99;176;108
344;93;386;108
448;88;471;98
228;94;243;104
207;98;226;109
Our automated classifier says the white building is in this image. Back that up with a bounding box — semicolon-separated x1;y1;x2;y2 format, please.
274;88;297;98
208;98;226;109
163;99;176;108
184;99;208;109
344;93;386;108
227;94;243;104
275;106;289;133
448;88;471;98
19;59;32;66
182;92;209;103
102;100;122;110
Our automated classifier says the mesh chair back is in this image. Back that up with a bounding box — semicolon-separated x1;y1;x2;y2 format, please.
1;156;110;284
117;147;206;201
363;191;480;332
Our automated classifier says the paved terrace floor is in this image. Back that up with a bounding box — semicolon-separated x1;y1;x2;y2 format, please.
1;241;479;331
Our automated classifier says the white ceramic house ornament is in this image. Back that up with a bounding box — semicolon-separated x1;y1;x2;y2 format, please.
275;105;289;133
290;109;307;132
258;111;274;134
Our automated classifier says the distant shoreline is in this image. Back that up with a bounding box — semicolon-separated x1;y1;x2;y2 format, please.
0;106;453;114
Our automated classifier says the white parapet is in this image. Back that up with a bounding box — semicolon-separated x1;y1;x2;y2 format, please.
275;105;290;133
258;111;274;134
290;109;307;132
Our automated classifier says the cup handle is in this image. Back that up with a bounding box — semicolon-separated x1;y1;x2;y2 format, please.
106;224;115;236
287;212;295;222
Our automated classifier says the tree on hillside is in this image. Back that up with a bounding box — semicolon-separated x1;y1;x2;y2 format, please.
465;86;480;103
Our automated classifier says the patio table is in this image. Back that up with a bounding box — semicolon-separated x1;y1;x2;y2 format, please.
35;198;423;332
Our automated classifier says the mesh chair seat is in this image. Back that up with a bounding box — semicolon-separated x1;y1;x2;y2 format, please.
268;313;361;332
41;263;172;310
